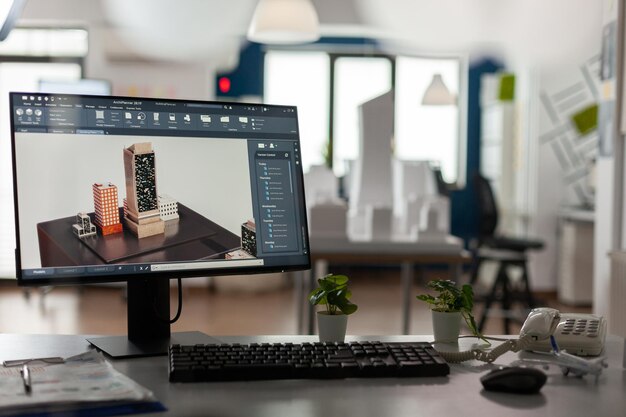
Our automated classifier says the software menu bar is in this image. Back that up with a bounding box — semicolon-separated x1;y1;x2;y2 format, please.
11;93;298;137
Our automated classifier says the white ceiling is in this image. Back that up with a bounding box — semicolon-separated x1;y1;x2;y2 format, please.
19;0;604;68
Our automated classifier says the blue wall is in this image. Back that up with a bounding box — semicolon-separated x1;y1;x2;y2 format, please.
215;42;264;98
449;57;503;246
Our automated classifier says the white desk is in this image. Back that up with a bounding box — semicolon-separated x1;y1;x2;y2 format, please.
300;236;470;334
2;333;624;417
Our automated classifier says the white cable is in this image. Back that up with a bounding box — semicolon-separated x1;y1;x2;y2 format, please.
436;336;534;363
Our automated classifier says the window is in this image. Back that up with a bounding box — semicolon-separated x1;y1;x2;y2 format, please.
0;28;85;278
264;49;466;184
0;28;88;57
264;51;329;173
333;56;392;176
395;56;462;183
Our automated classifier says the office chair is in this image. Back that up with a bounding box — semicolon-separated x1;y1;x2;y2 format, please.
431;166;450;197
470;172;544;333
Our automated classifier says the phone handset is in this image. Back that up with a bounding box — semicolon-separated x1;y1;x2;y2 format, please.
519;308;561;341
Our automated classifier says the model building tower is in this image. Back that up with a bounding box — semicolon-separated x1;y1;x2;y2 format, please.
123;142;165;238
241;219;257;257
92;182;123;235
158;194;179;222
72;212;96;238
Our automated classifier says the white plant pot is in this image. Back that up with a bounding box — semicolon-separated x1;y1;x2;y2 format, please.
431;310;461;343
316;311;348;342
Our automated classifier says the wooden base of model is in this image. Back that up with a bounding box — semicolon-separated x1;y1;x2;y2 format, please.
98;222;123;236
124;216;165;239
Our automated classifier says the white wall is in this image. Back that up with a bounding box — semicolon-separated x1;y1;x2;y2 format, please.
20;0;218;101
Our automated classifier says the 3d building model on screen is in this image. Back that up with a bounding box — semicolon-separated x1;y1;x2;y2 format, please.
158;194;179;222
225;249;254;259
42;140;243;267
123;142;165;238
92;182;123;235
72;212;96;238
241;219;257;256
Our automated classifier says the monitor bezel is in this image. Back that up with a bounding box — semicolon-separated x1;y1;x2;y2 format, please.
10;92;311;288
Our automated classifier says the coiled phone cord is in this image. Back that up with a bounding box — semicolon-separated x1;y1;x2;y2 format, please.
435;335;535;363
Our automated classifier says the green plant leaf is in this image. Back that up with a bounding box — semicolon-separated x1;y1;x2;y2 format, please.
336;298;358;315
325;274;348;285
416;294;436;304
461;284;474;311
319;279;336;292
309;288;331;306
308;273;358;315
417;279;464;312
341;303;358;315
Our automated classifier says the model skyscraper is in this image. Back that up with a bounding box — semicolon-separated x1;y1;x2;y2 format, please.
158;194;179;222
241;219;257;256
72;212;96;238
92;182;123;235
123;142;165;238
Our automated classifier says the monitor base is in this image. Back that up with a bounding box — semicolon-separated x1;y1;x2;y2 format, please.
87;331;222;359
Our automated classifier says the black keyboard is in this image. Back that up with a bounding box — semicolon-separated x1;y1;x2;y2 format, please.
169;341;449;382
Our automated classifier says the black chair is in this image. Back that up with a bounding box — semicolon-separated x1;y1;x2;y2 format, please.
469;173;544;333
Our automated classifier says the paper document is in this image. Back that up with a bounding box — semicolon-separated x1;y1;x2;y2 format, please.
0;350;163;416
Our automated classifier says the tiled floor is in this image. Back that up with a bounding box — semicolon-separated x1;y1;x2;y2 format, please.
0;267;591;338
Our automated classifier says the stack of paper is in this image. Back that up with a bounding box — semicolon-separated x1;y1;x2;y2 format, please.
0;350;164;416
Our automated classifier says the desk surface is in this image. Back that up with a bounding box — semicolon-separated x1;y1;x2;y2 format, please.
0;334;624;417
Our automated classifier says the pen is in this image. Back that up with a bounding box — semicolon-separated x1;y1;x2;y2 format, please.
3;357;64;367
20;364;31;395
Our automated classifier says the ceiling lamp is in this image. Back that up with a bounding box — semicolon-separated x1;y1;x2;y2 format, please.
422;74;456;105
0;0;25;41
247;0;320;45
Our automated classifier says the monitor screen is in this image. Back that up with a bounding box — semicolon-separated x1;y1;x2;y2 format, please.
10;92;310;356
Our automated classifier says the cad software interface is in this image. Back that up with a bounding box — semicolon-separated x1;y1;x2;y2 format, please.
10;93;309;282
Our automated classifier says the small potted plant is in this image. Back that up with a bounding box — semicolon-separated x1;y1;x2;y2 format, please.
308;273;358;342
416;279;486;343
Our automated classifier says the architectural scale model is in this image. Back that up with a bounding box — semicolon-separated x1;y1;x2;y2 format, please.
92;182;123;235
241;219;257;256
72;212;97;238
225;249;254;260
123;142;165;238
158;194;179;222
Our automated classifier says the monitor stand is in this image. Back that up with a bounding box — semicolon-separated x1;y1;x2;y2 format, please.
87;277;220;358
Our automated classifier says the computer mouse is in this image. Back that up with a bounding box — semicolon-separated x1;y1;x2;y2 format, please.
480;366;547;394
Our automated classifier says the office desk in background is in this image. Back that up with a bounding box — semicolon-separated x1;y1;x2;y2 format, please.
0;334;624;417
299;236;470;334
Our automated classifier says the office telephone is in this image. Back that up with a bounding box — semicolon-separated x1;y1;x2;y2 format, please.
519;308;607;356
437;307;607;365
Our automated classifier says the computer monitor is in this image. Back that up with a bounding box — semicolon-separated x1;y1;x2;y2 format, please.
9;92;310;357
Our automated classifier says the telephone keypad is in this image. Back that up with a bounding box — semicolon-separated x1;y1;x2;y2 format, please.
560;318;599;337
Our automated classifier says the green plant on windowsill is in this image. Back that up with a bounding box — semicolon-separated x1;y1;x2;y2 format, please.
416;279;489;344
308;273;358;315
